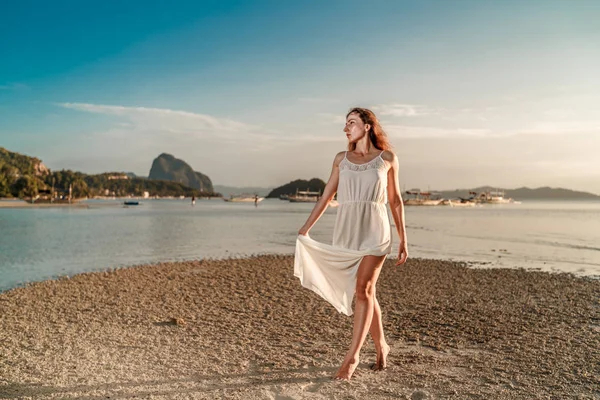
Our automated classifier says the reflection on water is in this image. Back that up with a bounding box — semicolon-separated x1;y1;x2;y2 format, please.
1;199;599;291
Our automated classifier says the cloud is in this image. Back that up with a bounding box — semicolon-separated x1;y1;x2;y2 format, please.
384;124;492;138
317;112;346;125
317;107;494;138
58;103;252;134
55;102;346;162
517;121;600;136
298;97;340;104
371;103;433;117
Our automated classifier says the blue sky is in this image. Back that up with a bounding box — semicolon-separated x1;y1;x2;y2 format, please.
1;0;599;193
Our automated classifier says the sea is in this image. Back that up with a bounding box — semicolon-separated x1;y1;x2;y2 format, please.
1;199;599;292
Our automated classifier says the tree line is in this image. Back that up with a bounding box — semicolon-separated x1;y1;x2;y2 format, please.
0;163;219;200
1;147;223;200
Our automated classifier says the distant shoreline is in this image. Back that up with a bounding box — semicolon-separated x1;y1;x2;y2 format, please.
0;200;90;209
0;197;223;208
2;197;599;210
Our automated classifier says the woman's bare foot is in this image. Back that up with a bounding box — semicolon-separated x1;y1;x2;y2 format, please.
370;343;390;371
334;355;360;381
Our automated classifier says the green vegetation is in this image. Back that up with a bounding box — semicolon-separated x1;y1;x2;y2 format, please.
0;147;220;200
0;147;47;198
82;173;218;198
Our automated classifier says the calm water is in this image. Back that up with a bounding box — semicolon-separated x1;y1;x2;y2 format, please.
1;199;599;291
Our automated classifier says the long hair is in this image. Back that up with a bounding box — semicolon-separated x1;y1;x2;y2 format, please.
346;107;392;152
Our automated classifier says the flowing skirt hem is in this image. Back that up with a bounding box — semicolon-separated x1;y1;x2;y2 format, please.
294;235;391;317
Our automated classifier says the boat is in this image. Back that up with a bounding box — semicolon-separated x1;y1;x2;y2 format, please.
223;194;264;203
288;189;321;203
472;190;515;204
123;201;140;206
442;199;477;207
403;190;443;206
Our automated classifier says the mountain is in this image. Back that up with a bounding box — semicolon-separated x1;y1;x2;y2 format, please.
148;153;213;192
267;178;326;198
213;185;272;197
437;186;600;200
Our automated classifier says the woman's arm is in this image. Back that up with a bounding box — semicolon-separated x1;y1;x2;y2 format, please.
298;152;345;235
383;151;408;265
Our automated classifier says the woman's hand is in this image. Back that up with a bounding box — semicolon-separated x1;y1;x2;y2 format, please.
396;242;408;265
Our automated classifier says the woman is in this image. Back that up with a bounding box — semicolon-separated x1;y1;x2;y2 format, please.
295;107;408;381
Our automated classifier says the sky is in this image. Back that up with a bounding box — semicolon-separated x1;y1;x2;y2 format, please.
1;0;599;194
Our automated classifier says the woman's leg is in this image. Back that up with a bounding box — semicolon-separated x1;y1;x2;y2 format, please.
369;294;390;370
334;255;386;380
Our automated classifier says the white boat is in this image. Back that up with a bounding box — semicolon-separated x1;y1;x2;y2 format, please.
288;189;321;203
403;190;443;206
223;194;264;203
473;190;515;204
443;199;477;207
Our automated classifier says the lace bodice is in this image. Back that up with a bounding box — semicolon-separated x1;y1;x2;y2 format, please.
339;153;387;172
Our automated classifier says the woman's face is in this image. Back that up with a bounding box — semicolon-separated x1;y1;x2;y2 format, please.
344;112;369;143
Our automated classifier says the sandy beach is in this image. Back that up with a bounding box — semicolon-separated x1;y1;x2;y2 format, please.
0;201;90;209
0;256;598;399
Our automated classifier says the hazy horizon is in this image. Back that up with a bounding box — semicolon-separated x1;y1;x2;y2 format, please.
1;1;599;194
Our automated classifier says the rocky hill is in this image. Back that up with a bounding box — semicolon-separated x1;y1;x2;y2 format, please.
0;147;50;197
267;178;326;198
148;153;213;192
0;147;49;177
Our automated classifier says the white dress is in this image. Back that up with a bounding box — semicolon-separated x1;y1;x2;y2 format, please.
294;151;392;316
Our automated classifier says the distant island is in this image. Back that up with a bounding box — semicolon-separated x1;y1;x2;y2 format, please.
214;185;272;198
267;178;326;199
436;186;600;201
265;181;600;201
0;147;219;201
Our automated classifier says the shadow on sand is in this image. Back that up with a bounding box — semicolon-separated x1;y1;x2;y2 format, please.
0;366;343;399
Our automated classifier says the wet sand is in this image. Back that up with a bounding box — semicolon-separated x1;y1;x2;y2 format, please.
0;256;598;399
0;201;89;209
